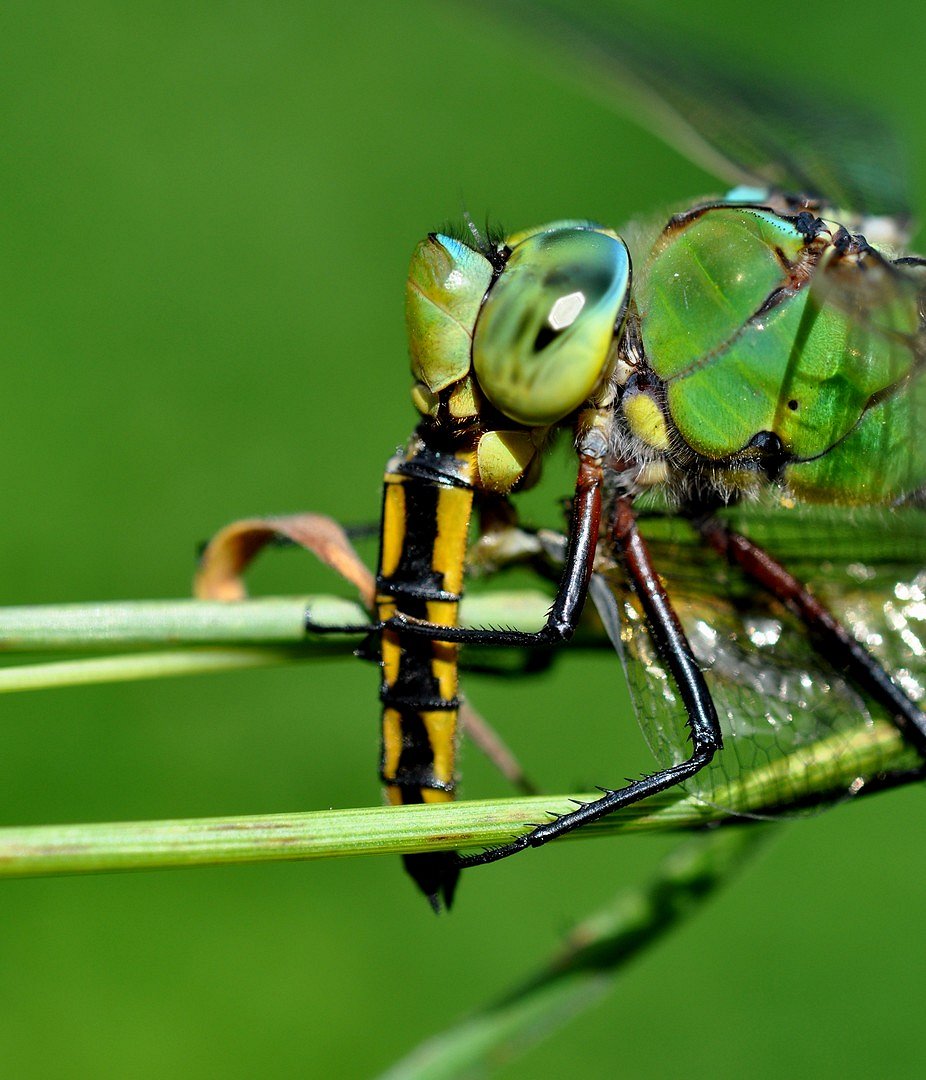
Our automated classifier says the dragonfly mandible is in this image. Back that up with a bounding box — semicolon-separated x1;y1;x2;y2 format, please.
308;0;926;910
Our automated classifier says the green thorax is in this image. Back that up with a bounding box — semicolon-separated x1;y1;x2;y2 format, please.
632;204;925;504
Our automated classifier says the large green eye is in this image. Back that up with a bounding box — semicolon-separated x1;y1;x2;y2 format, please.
472;227;631;426
406;233;494;394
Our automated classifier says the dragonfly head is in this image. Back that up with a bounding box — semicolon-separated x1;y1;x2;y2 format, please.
406;223;631;493
406;222;631;428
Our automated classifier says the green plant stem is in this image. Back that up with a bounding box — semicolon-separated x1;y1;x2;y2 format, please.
0;590;599;694
0;591;912;882
0;793;696;878
380;827;772;1080
0;591;558;651
0;647;316;693
0;715;902;878
0;596;361;649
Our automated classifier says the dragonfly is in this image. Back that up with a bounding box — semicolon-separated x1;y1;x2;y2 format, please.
307;0;926;910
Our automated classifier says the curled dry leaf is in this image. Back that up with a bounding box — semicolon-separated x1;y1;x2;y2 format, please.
194;513;376;608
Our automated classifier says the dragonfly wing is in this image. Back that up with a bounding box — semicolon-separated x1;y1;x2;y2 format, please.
595;507;926;816
461;0;912;222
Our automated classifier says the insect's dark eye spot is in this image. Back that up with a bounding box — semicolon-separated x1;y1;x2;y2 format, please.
788;399;799;411
532;323;559;353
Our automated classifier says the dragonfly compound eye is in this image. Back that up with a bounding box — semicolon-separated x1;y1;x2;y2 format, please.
472;227;631;427
406;233;494;396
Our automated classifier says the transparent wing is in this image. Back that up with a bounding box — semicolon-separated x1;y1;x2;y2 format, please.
596;505;926;815
462;0;912;222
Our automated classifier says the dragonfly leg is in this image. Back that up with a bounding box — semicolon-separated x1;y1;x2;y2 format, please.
460;496;723;868
459;751;717;868
384;453;603;648
698;517;926;758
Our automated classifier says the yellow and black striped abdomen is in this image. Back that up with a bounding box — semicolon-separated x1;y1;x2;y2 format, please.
376;443;475;810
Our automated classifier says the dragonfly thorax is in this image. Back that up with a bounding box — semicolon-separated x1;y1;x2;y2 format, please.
616;203;926;507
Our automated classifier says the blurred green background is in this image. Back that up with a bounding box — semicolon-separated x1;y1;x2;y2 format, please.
1;1;924;1076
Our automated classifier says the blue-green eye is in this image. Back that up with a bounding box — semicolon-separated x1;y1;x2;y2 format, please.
406;233;493;394
472;227;631;426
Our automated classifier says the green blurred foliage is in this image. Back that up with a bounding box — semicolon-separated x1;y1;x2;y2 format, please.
0;1;924;1077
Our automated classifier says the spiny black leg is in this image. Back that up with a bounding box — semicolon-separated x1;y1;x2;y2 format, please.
698;517;926;757
460;496;723;869
385;453;603;648
459;751;717;867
